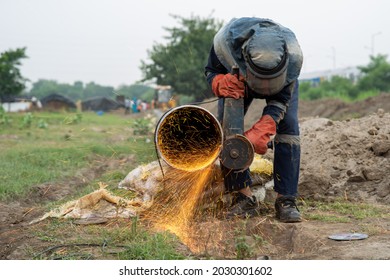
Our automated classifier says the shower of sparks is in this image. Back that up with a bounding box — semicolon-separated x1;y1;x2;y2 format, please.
143;165;223;253
146;106;226;252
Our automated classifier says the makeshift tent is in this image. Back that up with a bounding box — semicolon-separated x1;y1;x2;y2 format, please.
81;97;122;112
40;93;76;111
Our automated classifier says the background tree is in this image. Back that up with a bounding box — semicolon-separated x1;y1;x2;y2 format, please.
0;47;28;100
357;54;390;92
29;79;116;101
29;79;62;99
116;84;155;102
83;82;115;99
299;76;357;101
140;14;223;101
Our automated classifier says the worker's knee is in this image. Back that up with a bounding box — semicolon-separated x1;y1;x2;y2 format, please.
277;112;299;135
275;134;300;146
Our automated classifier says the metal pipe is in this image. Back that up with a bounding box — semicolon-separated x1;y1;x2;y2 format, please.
155;105;223;172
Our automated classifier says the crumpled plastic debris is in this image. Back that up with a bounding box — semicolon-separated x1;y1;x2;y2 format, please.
31;183;149;224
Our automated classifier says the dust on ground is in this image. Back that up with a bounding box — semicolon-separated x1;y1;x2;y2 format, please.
1;95;390;260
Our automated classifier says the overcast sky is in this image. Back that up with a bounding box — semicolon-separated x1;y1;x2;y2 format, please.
1;0;388;88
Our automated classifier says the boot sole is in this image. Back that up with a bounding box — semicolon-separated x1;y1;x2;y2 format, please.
277;217;302;223
275;214;302;223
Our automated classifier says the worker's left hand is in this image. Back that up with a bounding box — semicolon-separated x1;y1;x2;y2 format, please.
244;115;276;154
211;73;245;99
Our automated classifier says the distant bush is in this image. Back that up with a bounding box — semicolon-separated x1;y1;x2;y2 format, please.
300;54;389;102
0;106;11;126
300;79;381;102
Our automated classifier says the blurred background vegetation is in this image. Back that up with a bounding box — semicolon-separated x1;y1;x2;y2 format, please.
299;54;390;102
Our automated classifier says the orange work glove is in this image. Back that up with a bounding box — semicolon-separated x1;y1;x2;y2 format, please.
211;73;245;99
244;115;276;155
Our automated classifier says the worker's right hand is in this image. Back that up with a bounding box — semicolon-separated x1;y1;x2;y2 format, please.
211;74;245;99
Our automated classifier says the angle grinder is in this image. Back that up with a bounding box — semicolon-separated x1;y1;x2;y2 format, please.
219;65;254;171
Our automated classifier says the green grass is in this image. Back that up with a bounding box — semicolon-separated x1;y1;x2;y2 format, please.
300;90;381;103
0;110;182;260
302;199;390;222
304;213;351;223
1;146;86;198
31;217;187;260
117;231;187;260
0;111;156;200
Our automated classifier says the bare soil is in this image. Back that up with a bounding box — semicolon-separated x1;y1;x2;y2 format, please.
1;95;390;260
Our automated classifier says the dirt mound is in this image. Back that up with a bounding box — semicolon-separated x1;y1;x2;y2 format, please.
299;112;390;204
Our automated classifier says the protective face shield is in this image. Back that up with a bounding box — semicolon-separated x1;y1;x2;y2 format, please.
243;29;289;96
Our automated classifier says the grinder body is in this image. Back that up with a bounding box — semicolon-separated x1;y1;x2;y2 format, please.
219;67;254;171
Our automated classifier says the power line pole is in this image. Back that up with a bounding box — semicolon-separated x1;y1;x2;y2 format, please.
331;46;336;69
371;32;382;56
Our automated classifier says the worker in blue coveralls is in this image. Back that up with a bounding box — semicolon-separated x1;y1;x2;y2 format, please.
205;17;303;222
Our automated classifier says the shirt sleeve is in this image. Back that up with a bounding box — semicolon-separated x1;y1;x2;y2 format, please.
204;45;228;85
262;81;296;124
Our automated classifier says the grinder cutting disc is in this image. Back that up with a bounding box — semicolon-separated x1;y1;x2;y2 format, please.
328;233;368;241
220;134;254;171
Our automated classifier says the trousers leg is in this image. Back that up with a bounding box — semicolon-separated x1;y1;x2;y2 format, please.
273;82;300;197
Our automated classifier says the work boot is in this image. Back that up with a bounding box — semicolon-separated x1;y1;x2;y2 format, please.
226;192;260;219
275;195;301;223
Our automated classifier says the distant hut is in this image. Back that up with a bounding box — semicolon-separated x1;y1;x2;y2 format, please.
81;97;121;112
1;95;34;112
40;93;76;111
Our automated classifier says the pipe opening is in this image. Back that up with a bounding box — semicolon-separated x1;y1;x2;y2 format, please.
155;105;223;172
